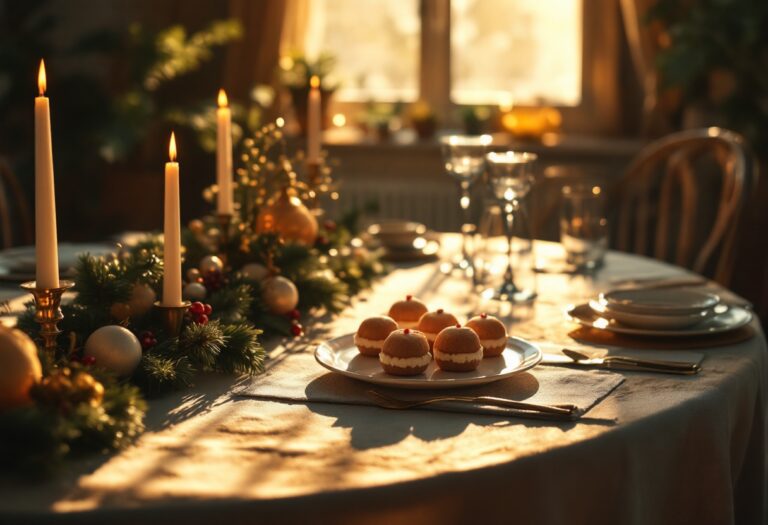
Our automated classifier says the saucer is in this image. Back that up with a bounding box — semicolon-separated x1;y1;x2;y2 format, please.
566;302;752;337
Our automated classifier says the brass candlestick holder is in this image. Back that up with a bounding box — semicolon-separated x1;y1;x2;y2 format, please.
216;213;233;267
21;280;75;357
154;301;191;338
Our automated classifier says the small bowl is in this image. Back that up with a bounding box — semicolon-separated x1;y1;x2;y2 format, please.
367;221;427;249
590;300;713;330
601;288;719;316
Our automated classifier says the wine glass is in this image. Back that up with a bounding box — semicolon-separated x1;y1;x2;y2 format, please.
439;134;492;280
485;151;537;302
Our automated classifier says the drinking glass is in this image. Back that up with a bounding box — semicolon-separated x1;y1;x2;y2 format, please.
440;134;492;280
485;151;537;302
560;184;608;270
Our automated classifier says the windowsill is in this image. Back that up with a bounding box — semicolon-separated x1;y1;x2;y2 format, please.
322;130;644;160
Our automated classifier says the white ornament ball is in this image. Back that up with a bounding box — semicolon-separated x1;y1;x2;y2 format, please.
261;276;299;315
84;326;143;377
241;263;269;281
199;255;224;274
183;282;207;301
0;327;42;410
129;282;156;316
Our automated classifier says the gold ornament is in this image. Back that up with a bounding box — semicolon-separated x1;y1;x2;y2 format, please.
32;367;104;411
129;283;156;316
240;263;269;281
110;302;132;322
199;255;224;274
261;276;299;315
0;327;42;410
256;190;318;245
84;326;143;377
189;219;205;235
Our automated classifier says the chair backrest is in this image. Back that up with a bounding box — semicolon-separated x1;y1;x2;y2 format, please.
0;157;33;249
613;128;757;286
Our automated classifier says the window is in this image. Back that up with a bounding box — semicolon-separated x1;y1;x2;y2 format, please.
291;0;619;133
303;0;420;102
451;0;582;106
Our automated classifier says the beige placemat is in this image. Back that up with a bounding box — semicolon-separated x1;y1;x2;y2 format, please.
236;350;624;418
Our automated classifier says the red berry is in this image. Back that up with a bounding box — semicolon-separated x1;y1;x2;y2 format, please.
455;323;461;328
323;220;337;231
82;356;96;366
406;295;412;301
480;313;487;319
404;328;410;335
290;323;303;336
196;314;209;325
288;309;301;320
203;303;212;315
437;308;444;314
190;302;205;315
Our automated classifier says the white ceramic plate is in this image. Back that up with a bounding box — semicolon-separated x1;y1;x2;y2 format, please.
589;300;713;329
567;302;752;337
315;333;542;389
0;243;115;282
601;288;719;315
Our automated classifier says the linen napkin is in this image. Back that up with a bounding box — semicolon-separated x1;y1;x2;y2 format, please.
235;348;624;419
537;341;705;367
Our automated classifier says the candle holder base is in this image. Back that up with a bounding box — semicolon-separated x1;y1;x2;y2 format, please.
154;301;191;338
21;280;75;357
306;161;322;209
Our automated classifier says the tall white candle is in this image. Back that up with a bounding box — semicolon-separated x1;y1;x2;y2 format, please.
34;59;59;289
163;132;182;306
216;89;234;215
307;75;321;164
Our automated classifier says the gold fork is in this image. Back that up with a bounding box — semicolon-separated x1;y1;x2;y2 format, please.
367;390;582;421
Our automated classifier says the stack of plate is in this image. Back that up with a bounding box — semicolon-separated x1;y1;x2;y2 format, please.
567;288;752;337
366;221;439;262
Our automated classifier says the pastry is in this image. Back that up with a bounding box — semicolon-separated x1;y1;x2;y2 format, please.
417;308;459;349
387;295;428;329
466;313;508;357
354;316;399;356
432;325;483;372
379;328;431;376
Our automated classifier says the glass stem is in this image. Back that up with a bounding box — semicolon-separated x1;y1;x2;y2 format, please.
504;201;515;286
459;180;471;263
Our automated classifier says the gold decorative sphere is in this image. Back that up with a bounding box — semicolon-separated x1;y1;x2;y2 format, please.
256;191;318;245
0;327;42;410
261;276;299;315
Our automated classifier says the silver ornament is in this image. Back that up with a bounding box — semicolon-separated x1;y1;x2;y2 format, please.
261;276;299;315
199;255;224;274
183;282;207;301
84;326;142;377
240;263;269;281
129;283;156;316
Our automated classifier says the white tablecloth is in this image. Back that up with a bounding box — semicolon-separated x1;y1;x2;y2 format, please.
0;239;765;525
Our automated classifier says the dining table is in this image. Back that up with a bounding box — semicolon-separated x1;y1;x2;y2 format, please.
0;235;765;525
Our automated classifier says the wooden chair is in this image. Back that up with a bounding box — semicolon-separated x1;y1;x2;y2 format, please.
0;157;33;249
613;127;758;286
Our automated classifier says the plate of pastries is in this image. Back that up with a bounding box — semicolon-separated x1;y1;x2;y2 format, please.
314;295;542;389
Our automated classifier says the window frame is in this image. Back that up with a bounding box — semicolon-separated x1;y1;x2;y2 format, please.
326;0;621;136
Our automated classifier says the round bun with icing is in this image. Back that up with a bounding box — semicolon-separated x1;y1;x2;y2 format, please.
387;295;428;329
417;309;459;349
465;313;508;357
432;325;483;372
379;328;431;376
354;316;399;356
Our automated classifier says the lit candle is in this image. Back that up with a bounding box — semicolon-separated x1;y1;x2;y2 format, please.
163;132;182;306
216;89;234;215
307;75;321;164
34;59;59;289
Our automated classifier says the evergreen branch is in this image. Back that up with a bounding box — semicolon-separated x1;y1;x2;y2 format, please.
177;321;225;370
207;283;254;324
134;353;195;396
217;323;265;375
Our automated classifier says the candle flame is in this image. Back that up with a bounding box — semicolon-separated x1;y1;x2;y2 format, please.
310;75;320;89
217;89;228;108
38;59;46;96
169;132;177;162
